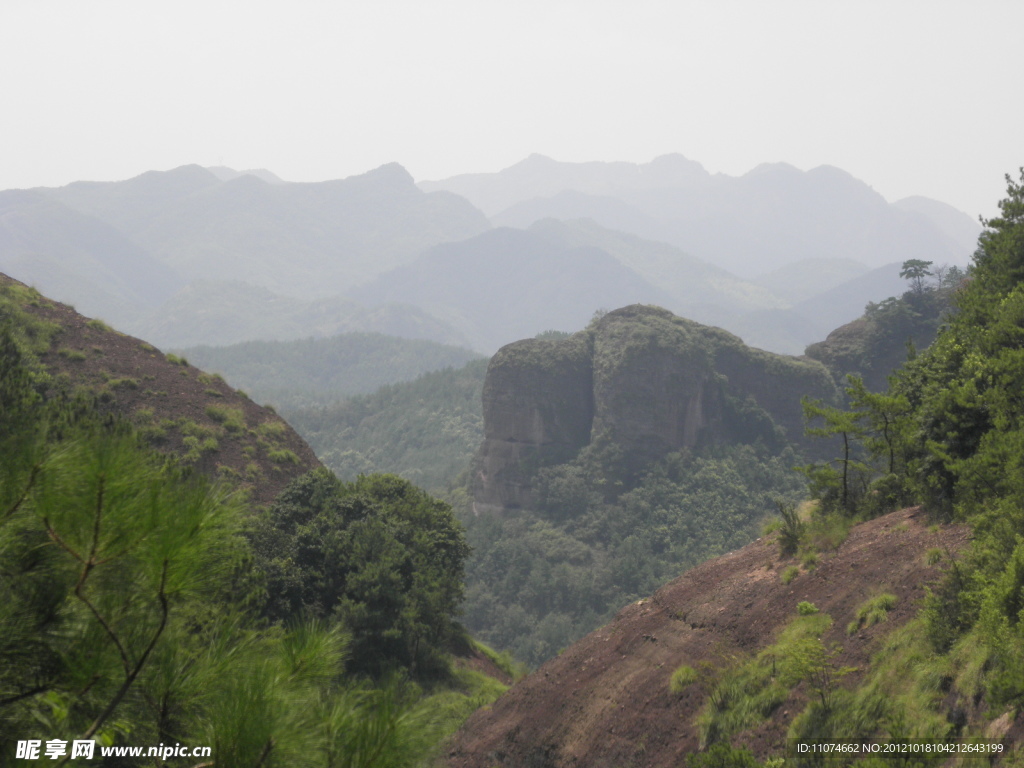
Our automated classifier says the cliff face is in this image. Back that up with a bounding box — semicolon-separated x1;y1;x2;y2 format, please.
473;305;836;514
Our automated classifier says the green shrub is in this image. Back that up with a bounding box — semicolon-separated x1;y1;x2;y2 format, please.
138;424;169;445
57;347;86;361
797;601;819;615
87;317;112;332
776;500;805;556
470;639;527;682
268;448;301;465
925;548;944;565
166;353;188;366
670;664;698;694
781;566;800;585
205;404;246;433
179;419;217;440
696;614;832;746
257;420;288;439
847;593;897;635
807;511;852;552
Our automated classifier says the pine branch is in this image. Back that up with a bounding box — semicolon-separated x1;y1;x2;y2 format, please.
77;559;171;745
2;462;40;521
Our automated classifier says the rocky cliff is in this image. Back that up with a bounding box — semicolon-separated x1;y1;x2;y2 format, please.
473;305;837;515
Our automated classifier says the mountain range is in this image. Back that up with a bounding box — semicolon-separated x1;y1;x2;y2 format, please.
0;156;979;356
422;153;980;277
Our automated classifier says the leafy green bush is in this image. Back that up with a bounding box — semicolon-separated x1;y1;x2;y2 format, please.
797;601;819;615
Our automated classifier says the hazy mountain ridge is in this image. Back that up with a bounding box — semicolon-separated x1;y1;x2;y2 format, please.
355;227;678;353
426;154;980;277
40;162;491;296
420;152;713;217
1;162;492;349
135;279;473;349
0;158;979;358
0;188;183;326
353;216;917;355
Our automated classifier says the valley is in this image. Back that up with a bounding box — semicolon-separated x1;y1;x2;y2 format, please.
2;157;1022;766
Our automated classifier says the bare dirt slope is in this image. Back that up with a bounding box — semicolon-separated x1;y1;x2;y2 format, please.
445;507;969;768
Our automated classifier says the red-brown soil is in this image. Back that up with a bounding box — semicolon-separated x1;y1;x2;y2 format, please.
444;507;970;768
6;273;321;506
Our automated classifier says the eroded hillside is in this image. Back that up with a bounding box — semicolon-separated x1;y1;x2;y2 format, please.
446;507;970;767
2;272;320;505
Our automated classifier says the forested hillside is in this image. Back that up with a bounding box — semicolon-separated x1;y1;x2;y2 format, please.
286;360;488;496
180;333;483;410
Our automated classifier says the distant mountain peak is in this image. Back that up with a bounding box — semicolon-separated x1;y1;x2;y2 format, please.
747;161;802;176
351;162;417;192
205;166;286;185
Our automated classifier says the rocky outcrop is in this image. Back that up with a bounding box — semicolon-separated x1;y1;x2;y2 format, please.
473;305;836;514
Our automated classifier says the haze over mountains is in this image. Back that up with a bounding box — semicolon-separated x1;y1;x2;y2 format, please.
0;155;980;355
423;153;979;276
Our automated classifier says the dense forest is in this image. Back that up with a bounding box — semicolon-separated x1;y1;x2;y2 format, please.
180;333;483;410
285;361;488;496
457;443;807;665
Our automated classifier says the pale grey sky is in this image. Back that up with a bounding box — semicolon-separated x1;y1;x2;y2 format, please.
2;0;1019;219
